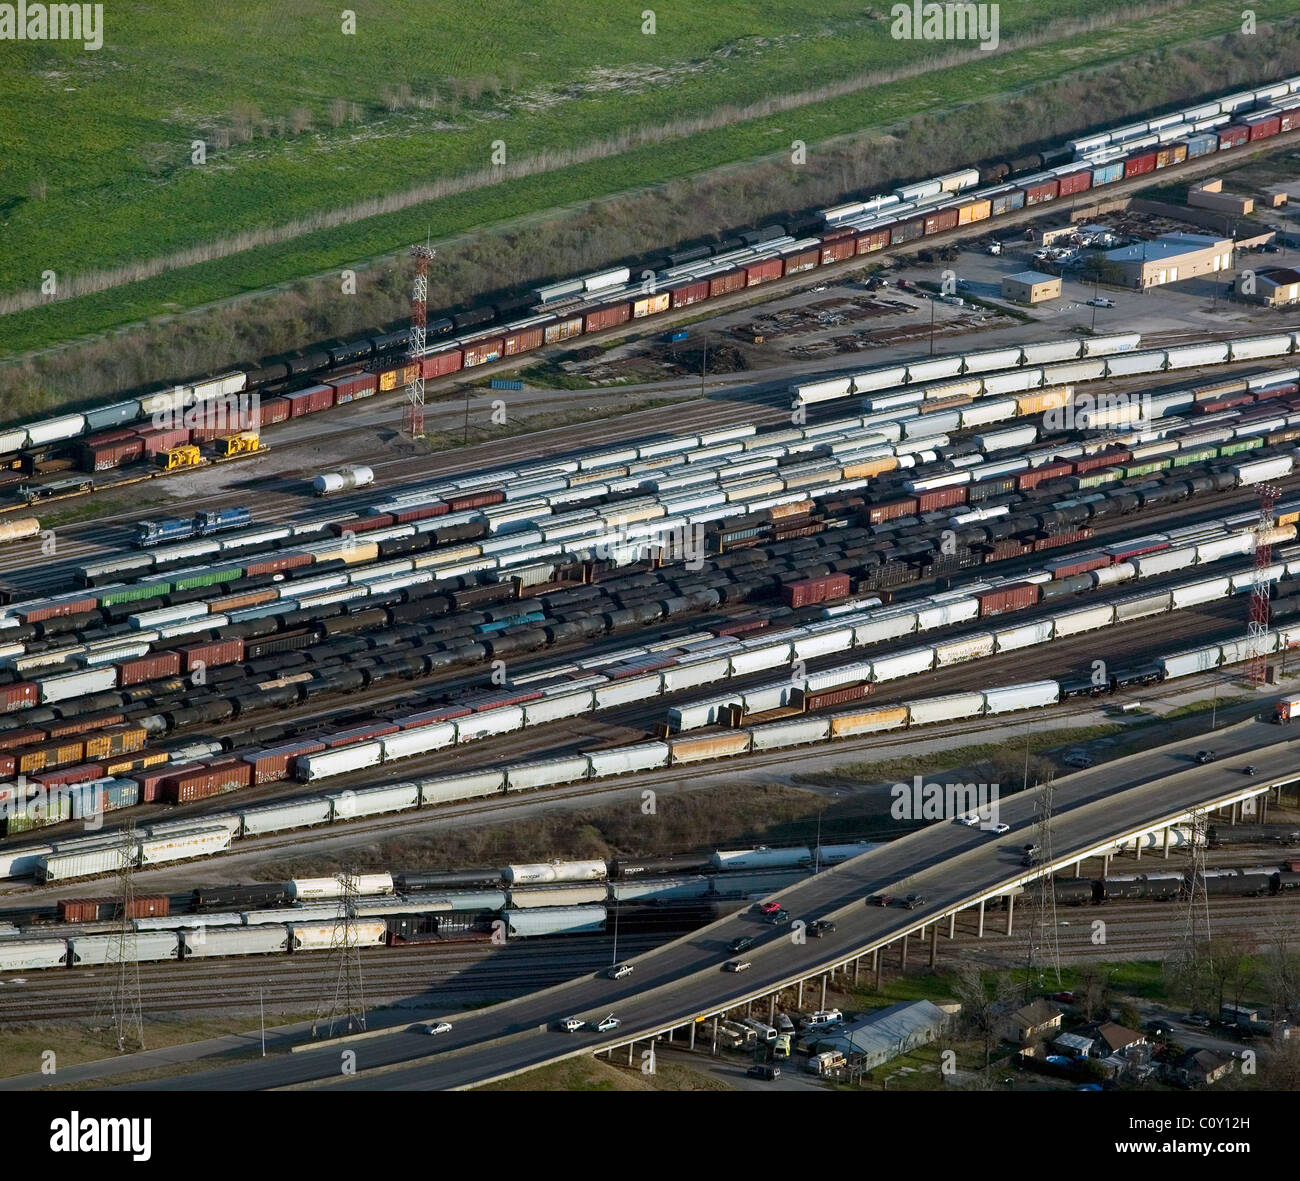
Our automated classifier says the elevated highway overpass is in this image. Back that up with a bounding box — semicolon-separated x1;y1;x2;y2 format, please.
138;716;1296;1092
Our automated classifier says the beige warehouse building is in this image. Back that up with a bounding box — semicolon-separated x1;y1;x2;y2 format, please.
1103;233;1234;290
1002;270;1062;305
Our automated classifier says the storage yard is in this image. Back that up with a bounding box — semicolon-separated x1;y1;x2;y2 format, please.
5;66;1300;1113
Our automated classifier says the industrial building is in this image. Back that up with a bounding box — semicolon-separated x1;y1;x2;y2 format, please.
1236;265;1300;306
812;999;954;1069
1103;233;1234;290
1002;270;1062;305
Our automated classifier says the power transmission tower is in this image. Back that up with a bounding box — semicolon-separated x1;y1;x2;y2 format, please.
405;244;435;439
314;871;367;1038
1170;811;1213;1009
91;822;144;1053
1022;776;1061;999
1248;482;1281;686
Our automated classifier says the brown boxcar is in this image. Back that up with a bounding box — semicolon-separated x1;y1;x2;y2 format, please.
795;681;870;711
781;573;852;608
670;280;711;307
447;489;505;511
1056;169;1092;196
978;582;1040;617
162;759;252;803
708;270;747;298
243;552;313;577
1018;461;1075;490
33;762;105;788
543;316;584;343
242;740;327;785
0;682;37;712
22;598;98;623
916;485;968;512
583;304;632;333
117;651;182;686
420;348;464;379
820;238;856;264
137;425;193;455
462;338;505;367
502;326;545;355
783;246;822;273
855;228;891;254
176;637;245;672
256;397;292;428
924;208;960;236
745;259;783;286
868;497;918;524
328;373;379;403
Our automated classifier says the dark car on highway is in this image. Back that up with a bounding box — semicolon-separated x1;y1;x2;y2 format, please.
729;935;757;954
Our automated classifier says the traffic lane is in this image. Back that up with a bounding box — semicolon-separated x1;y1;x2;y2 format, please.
141;721;1286;1090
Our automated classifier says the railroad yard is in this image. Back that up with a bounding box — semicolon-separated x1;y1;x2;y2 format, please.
6;35;1300;1122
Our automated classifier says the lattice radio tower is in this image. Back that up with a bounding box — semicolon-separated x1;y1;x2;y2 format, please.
405;244;435;439
1248;482;1281;686
1170;810;1213;1008
1022;775;1061;998
92;822;144;1053
314;870;367;1038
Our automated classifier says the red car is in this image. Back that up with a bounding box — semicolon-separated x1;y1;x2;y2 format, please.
759;902;782;915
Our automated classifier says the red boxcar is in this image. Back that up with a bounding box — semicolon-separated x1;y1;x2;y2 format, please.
1279;107;1300;133
117;651;182;687
502;326;545;356
0;727;45;753
1218;125;1250;149
137;426;192;455
325;723;400;748
1022;179;1059;205
978;583;1040;617
327;373;378;403
79;438;144;471
584;304;631;333
420;349;464;379
1056;169;1092;196
1247;115;1282;140
1072;448;1131;475
820;238;856;264
781;573;852;609
176;638;244;672
670;280;711;307
257;397;292;427
745;258;783;286
33;762;105;788
709;270;747;298
1123;151;1157;177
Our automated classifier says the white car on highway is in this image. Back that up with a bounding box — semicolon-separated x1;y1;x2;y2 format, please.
606;963;634;980
989;822;1011;835
595;1015;621;1032
423;1021;453;1036
559;1016;585;1033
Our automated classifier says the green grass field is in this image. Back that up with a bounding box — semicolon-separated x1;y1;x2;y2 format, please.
3;0;1291;358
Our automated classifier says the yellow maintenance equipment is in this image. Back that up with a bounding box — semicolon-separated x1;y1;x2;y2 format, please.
215;431;262;458
156;445;201;471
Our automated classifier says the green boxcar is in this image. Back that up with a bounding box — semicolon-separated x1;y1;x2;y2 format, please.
1220;438;1264;456
6;796;72;833
1122;459;1172;479
99;581;173;607
1172;446;1218;467
173;566;242;591
1078;468;1122;488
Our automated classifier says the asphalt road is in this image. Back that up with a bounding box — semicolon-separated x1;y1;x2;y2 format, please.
129;716;1293;1091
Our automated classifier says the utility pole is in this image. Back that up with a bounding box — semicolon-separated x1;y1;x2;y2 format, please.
928;295;936;355
314;870;367;1038
700;336;708;398
92;822;144;1053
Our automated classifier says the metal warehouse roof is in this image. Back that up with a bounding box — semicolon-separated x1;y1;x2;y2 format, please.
1104;233;1230;263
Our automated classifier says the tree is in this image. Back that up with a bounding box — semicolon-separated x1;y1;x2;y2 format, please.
952;965;1018;1069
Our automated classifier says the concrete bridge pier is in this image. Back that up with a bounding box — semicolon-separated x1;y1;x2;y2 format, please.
929;922;939;968
1005;891;1015;936
977;898;985;937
